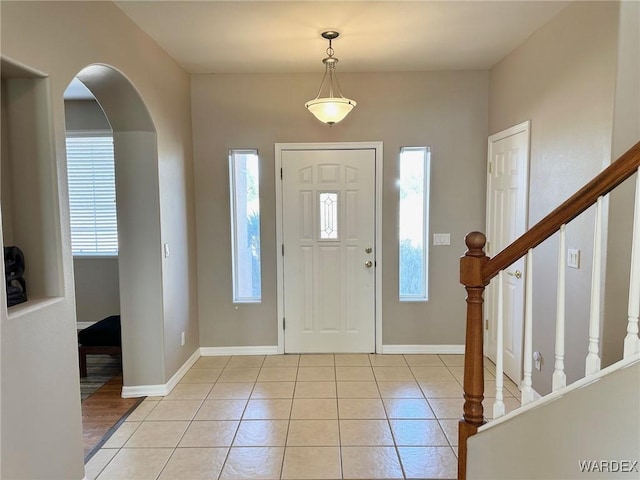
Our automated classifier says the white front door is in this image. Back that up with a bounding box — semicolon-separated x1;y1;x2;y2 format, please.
280;148;376;353
486;121;530;384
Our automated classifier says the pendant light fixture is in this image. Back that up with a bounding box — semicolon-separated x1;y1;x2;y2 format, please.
305;31;357;126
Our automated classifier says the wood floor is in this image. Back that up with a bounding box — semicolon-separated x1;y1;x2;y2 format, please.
82;374;142;460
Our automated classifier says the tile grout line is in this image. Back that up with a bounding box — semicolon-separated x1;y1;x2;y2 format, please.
222;355;266;478
93;398;161;480
212;354;234;480
156;358;226;480
386;355;407;480
152;393;207;480
334;355;343;480
278;355;300;480
434;354;463;455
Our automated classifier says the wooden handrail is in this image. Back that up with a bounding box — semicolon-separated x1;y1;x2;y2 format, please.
458;140;640;480
483;141;640;282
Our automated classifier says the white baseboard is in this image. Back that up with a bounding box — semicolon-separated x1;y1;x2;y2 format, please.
381;344;465;355
121;384;165;398
199;345;463;356
200;346;279;356
77;321;97;330
121;348;200;398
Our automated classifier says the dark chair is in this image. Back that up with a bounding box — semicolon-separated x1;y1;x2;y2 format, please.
78;315;122;377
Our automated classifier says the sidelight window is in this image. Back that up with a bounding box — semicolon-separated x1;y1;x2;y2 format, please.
399;146;431;301
229;149;262;302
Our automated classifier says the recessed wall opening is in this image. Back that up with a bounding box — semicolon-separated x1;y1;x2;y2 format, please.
1;57;63;314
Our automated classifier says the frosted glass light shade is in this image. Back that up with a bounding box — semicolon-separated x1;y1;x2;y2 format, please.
305;97;357;125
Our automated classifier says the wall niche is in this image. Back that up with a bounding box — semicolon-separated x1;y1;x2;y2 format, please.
1;57;62;314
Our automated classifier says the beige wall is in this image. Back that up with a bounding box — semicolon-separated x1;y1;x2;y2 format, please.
1;82;14;244
0;2;197;479
489;1;619;394
64;99;111;131
73;258;120;323
1;66;78;480
602;0;640;367
191;71;489;348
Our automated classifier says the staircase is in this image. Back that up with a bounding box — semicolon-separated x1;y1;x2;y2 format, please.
458;141;640;479
466;356;640;479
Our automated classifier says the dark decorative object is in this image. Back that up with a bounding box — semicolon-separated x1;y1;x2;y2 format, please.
4;246;27;307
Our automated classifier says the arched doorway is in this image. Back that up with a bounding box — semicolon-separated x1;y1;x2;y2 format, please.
64;64;165;392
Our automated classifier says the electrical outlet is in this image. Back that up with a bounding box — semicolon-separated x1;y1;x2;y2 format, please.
181;331;185;346
533;351;543;371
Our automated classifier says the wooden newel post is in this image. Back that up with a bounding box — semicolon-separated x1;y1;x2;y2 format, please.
458;231;489;480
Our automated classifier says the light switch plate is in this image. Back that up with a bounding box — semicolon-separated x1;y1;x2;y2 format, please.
433;233;451;246
567;249;580;269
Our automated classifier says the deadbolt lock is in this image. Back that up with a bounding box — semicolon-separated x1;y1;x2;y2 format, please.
365;247;372;254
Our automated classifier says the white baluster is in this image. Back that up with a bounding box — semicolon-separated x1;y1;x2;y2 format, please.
586;197;603;375
493;271;506;419
624;167;640;357
552;224;567;391
521;249;535;404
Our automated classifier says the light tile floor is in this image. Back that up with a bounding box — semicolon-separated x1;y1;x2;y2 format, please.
87;354;520;480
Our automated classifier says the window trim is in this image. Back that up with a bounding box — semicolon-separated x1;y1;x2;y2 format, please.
229;149;262;303
398;146;431;302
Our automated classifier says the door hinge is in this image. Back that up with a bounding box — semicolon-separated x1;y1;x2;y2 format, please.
485;319;489;330
281;168;283;179
486;241;490;254
282;244;284;256
283;318;286;330
488;161;492;174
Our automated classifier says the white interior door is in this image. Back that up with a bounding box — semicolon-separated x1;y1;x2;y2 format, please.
486;121;530;384
281;148;376;353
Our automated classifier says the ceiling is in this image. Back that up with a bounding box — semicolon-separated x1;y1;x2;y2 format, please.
114;1;570;74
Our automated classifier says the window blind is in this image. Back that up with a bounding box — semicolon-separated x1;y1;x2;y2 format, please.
66;134;118;256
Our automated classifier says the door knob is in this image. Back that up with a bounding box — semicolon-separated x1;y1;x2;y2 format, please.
365;260;373;268
506;270;522;279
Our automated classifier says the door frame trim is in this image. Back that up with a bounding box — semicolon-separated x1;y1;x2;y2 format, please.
484;121;531;368
274;142;384;354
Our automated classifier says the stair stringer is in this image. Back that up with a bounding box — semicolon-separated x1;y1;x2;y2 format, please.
467;354;640;479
